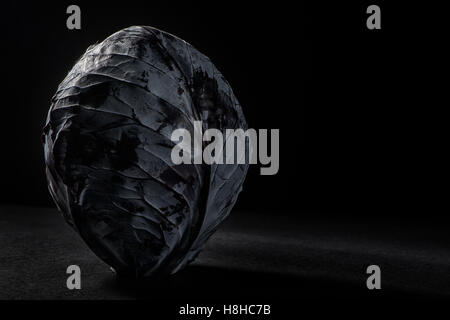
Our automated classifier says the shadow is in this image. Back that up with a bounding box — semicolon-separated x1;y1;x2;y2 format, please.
100;264;416;300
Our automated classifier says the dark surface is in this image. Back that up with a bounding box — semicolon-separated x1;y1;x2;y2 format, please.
1;205;449;300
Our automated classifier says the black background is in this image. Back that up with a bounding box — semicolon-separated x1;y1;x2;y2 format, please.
0;3;444;221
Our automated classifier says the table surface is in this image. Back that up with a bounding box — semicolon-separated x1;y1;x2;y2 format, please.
1;205;449;299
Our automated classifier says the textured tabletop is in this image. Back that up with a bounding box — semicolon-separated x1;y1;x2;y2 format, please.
0;205;449;299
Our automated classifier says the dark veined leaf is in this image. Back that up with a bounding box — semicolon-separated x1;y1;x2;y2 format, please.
42;26;248;278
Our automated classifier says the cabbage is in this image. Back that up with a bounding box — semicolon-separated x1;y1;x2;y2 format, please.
42;26;248;278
